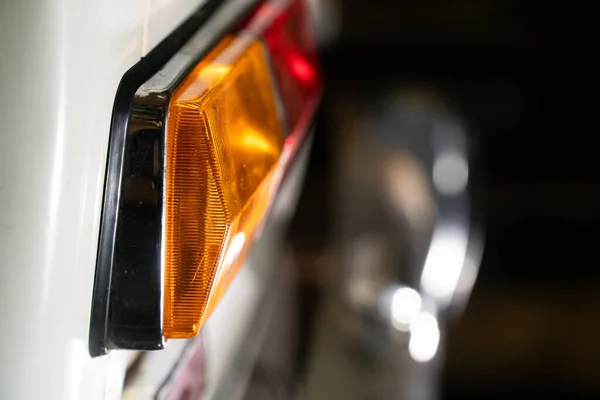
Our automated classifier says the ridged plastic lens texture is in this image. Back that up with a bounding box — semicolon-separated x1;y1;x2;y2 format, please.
164;36;284;339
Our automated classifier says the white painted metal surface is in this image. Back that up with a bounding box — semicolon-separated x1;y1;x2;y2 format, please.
143;0;205;55
0;1;203;399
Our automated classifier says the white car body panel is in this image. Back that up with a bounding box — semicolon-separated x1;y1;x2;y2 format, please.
143;0;203;55
0;0;302;399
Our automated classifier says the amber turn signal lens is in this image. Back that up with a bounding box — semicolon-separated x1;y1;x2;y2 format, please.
164;36;284;339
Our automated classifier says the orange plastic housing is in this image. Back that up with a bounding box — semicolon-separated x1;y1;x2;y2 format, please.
164;36;284;339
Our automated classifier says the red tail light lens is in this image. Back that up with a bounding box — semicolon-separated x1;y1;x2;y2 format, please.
242;0;321;136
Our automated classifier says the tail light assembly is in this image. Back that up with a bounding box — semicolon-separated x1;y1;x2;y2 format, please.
90;0;321;356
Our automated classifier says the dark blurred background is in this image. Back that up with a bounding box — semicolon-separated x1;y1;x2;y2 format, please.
288;0;599;398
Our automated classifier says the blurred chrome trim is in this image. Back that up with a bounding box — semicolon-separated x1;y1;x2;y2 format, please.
340;92;482;328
